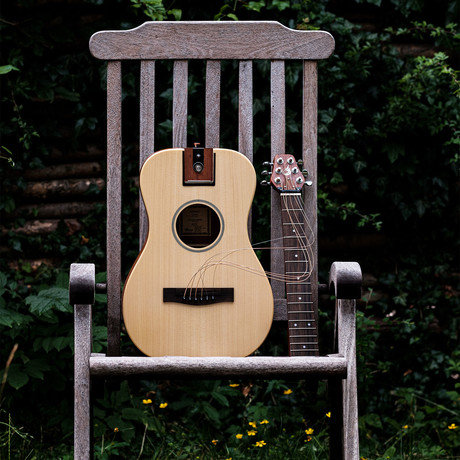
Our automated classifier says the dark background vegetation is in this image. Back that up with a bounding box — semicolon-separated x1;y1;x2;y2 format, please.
1;0;459;458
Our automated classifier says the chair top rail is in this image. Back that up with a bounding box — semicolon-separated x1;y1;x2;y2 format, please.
90;21;334;61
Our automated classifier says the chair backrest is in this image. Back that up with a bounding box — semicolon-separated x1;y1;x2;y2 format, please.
89;21;335;356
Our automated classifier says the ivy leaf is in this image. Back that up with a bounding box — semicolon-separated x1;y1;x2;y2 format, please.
0;65;19;75
25;287;71;317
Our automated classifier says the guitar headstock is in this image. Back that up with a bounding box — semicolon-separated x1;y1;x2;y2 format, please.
268;154;308;193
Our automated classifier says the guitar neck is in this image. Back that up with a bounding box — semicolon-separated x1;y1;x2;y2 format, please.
280;193;318;357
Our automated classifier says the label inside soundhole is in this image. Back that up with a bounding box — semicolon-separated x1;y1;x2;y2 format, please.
174;202;223;251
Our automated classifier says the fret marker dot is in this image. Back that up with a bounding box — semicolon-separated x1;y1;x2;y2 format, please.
303;345;306;349
294;254;298;258
307;323;311;327
298;297;302;300
294;323;298;327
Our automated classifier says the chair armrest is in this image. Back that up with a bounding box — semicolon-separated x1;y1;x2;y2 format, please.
69;263;96;305
329;261;362;300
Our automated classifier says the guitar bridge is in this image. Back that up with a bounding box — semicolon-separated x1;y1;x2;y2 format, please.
163;288;234;305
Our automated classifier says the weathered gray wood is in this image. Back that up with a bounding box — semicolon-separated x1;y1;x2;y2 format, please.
302;61;319;342
238;60;253;160
139;60;155;247
238;60;254;239
74;304;92;460
329;263;362;459
69;263;95;305
90;355;347;378
270;60;286;305
90;21;335;61
205;60;221;148
338;299;359;459
173;60;188;148
106;61;122;357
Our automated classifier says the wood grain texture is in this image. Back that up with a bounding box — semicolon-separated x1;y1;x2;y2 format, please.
338;299;359;459
140;60;156;247
106;61;122;356
90;21;335;61
173;61;188;148
205;60;221;148
270;60;286;304
302;60;319;344
238;60;253;160
90;355;347;378
122;148;274;357
74;304;92;460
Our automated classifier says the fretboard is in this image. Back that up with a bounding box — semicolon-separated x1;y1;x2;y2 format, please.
281;193;318;357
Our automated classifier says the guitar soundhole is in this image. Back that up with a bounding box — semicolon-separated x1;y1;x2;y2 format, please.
175;203;221;249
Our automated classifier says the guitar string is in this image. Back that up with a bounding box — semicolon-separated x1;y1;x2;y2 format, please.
183;183;314;297
182;178;316;298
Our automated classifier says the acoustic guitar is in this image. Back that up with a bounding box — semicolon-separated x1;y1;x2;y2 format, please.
123;147;274;357
269;154;319;356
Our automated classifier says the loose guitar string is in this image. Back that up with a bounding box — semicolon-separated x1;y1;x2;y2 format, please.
183;180;316;299
183;184;314;298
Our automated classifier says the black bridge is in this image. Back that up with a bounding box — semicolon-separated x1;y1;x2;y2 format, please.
163;288;234;305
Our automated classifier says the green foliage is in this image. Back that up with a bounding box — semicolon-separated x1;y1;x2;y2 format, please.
0;0;459;458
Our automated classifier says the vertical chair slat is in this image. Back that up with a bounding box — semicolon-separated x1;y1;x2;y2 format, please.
302;61;319;343
106;60;122;356
238;60;253;162
139;60;155;248
238;60;254;238
270;60;286;307
205;60;221;148
173;60;188;148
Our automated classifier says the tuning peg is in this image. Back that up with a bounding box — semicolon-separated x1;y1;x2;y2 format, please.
305;180;313;186
302;169;309;177
260;180;269;186
261;170;271;176
262;161;273;167
297;159;303;166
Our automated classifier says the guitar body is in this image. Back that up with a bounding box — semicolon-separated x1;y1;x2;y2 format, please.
123;148;273;357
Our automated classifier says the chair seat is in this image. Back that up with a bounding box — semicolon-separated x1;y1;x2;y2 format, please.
89;354;347;379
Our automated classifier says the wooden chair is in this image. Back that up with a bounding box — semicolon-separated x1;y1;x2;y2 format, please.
70;21;362;459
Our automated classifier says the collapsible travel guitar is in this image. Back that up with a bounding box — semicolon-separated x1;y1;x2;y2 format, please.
123;147;274;357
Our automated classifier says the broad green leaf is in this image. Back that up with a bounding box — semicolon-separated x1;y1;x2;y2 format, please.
0;65;19;75
25;287;71;316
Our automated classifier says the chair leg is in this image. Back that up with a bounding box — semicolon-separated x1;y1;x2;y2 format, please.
74;304;92;460
339;299;359;460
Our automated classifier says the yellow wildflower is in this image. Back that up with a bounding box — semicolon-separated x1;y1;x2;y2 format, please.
159;402;168;409
448;423;458;430
235;433;243;439
306;436;312;442
283;389;293;395
229;383;240;387
326;412;331;418
249;421;257;428
211;439;218;445
113;427;119;433
260;419;269;425
305;428;314;435
247;430;257;436
254;440;266;447
402;425;409;429
142;399;152;405
360;457;368;460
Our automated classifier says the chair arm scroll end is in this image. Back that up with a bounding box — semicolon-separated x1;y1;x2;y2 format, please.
69;263;96;306
329;261;362;300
